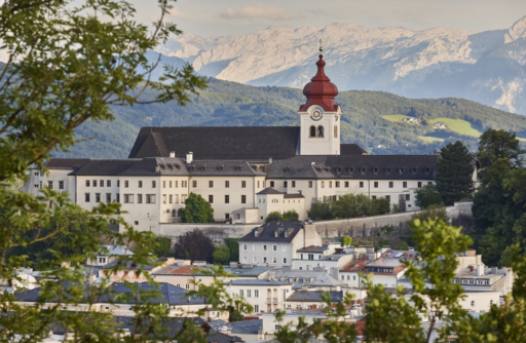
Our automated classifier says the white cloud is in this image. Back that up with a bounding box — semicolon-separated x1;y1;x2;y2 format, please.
220;4;293;21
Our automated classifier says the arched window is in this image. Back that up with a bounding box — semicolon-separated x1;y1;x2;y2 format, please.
309;125;316;137
334;125;338;138
317;125;324;138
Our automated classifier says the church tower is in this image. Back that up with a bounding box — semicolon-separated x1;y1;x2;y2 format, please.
298;52;341;155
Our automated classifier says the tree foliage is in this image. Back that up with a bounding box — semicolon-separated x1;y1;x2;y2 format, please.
416;184;443;209
309;194;390;220
0;1;208;340
472;129;525;265
212;245;230;265
265;211;299;223
180;193;214;223
173;229;214;263
435;141;474;205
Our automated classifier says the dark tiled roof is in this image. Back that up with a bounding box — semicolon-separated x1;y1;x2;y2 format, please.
129;126;301;160
73;158;188;176
257;187;283;195
297;245;327;253
267;155;437;180
341;144;367;155
284;193;304;199
286;290;343;303
15;282;205;306
188;160;265;176
45;158;90;170
240;221;304;243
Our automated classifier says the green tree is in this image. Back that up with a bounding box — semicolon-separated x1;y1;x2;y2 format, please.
282;210;299;221
212;245;230;265
173;229;214;262
472;129;523;265
416;184;443;209
154;236;173;258
0;0;207;340
308;201;334;220
180;193;214;223
435;141;474;205
341;236;353;247
224;238;239;263
265;211;283;223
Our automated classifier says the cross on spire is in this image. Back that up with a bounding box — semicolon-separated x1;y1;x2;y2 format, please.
319;39;323;54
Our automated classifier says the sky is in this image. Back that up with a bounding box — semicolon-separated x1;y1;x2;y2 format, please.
132;0;526;37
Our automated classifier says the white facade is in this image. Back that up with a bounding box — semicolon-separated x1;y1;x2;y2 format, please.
239;223;322;267
226;280;293;314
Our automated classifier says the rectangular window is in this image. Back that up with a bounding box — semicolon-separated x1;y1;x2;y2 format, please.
162;181;166;188
169;180;173;188
374;181;379;188
117;180;120;187
309;180;313;188
137;194;143;204
335;181;340;188
192;180;197;188
254;289;259;298
175;180;178;188
138;180;143;188
291;180;296;188
225;180;231;188
47;180;53;189
209;180;214;188
106;193;111;203
241;195;246;204
403;181;407;188
93;180;97;187
418;181;422;188
146;194;156;204
208;195;214;203
85;193;90;202
124;180;129;188
86;180;90;187
345;181;349;187
162;194;167;204
58;181;64;190
329;181;332;188
152;180;156;188
100;179;104;187
169;194;173;204
389;181;394;188
270;181;275;187
225;195;230;204
405;194;410;201
106;180;111;187
124;194;134;204
359;181;364;188
321;181;325;188
116;193;120;203
241;180;246;188
283;181;288;188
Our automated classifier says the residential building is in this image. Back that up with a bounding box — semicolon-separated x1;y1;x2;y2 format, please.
238;221;322;267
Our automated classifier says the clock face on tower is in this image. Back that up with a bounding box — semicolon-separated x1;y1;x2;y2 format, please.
309;106;323;121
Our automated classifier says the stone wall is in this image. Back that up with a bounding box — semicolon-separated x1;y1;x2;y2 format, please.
155;202;473;242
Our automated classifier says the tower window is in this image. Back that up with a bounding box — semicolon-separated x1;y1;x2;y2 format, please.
309;126;316;137
334;125;338;138
317;126;324;137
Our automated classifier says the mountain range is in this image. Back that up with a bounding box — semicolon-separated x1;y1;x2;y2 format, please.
157;16;526;115
59;78;526;159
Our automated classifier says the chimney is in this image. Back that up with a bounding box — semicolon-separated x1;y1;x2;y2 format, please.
169;151;176;158
186;152;193;164
268;158;273;164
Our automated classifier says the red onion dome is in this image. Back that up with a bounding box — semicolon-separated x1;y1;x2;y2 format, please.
299;54;339;112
